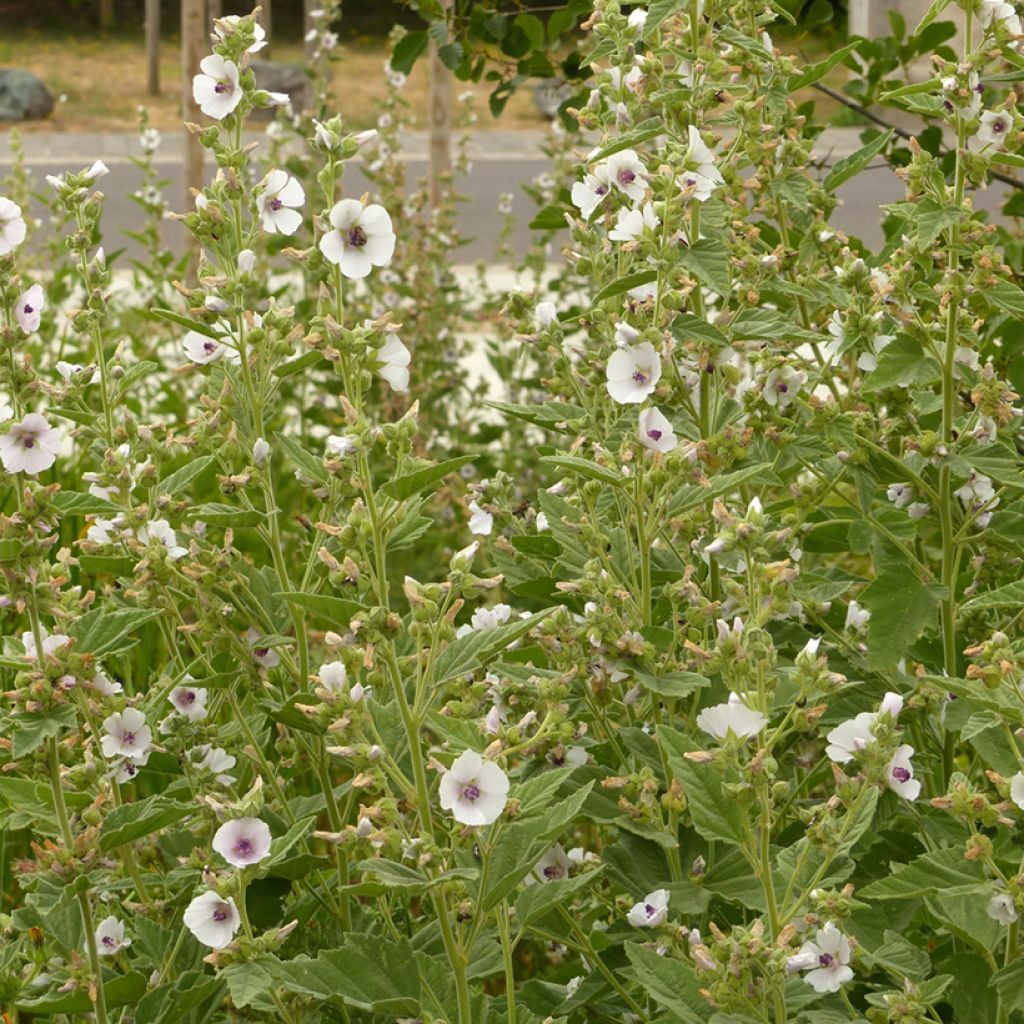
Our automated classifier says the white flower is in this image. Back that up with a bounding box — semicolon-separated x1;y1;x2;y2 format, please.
696;692;767;741
627;888;669;927
101;708;152;761
183;890;241;948
976;110;1014;149
681;125;724;201
87;669;122;695
212;817;273;868
113;751;149;783
908;501;930;519
606;342;662;404
438;749;510;826
468;501;493;536
825;711;876;763
957;471;999;526
887;483;913;508
879;691;903;721
530;844;572;883
468;603;512;632
57;361;94;384
246;628;280;668
183;330;237;365
95;916;129;956
214;14;268;52
192;55;242;120
570;164;611;218
84;160;110;181
237;249;256;275
979;0;1023;36
763;365;806;408
319;199;396;279
22;628;70;659
142;519;188;559
638;406;676;452
627;7;648;31
615;323;640;347
319;660;348;692
326;434;356;458
1010;772;1024;810
0;414;62;475
789;922;853;993
253;438;271;466
257;170;305;235
989;892;1019;925
0;197;27;255
15;284;44;334
376;333;411;393
195;745;237;785
606;149;648;201
886;744;921;800
535;301;558;329
140;126;162;152
844;600;871;632
609;202;659;242
169;683;208;721
536;512;549;532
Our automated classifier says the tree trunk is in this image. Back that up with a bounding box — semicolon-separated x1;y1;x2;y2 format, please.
428;0;452;209
146;0;160;96
257;1;272;60
183;0;205;279
207;0;221;24
99;0;114;30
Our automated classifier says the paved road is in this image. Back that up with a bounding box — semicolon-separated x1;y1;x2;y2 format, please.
0;129;1017;261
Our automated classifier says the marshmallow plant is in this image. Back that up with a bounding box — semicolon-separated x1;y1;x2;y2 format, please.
1;3;1024;1024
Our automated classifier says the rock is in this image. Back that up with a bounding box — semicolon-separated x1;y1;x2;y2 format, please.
248;59;308;119
0;68;54;122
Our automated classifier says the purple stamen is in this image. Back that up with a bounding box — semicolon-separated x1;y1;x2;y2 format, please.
346;226;368;248
462;784;481;802
778;383;788;393
269;197;283;211
123;731;135;746
23;304;33;314
203;341;217;354
23;438;34;449
180;690;195;704
892;766;911;783
644;904;657;916
618;170;636;185
647;429;663;441
212;906;228;922
819;953;834;968
235;838;253;856
543;865;564;880
214;81;232;95
632;369;648;384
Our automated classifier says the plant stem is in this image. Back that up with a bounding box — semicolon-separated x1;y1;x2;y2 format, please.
497;900;517;1024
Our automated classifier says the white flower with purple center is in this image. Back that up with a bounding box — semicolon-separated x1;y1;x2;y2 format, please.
22;627;70;659
183;330;238;365
246;628;281;668
212;816;273;868
787;921;853;993
195;744;237;786
183;890;241;948
609;202;660;243
606;342;662;404
825;711;876;763
0;197;27;255
319;199;396;279
101;707;152;761
0;413;62;475
638;406;676;453
763;365;806;408
887;483;913;509
376;333;411;393
438;749;510;826
627;888;669;927
529;844;572;884
570;164;611;218
257;169;305;235
606;149;649;202
886;744;921;800
192;55;243;121
95;916;130;956
989;892;1019;925
141;518;188;560
113;751;149;783
169;682;208;721
15;284;44;334
696;691;768;742
956;471;999;526
976;110;1014;150
681;125;724;202
326;434;357;458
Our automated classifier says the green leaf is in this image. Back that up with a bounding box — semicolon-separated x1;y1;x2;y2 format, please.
538;454;624;487
433;609;554;685
624;944;703;1023
514;868;602;927
962;579;1024;611
68;607;164;658
274;431;329;485
823;130;893;192
510;534;562;559
52;491;119;516
275;937;421;1014
867;930;931;979
157;455;215;497
186;502;263;528
529;204;569;231
487;399;584;433
913;0;953;34
11;706;78;759
588;120;664;162
391;30;429;74
671;311;728;348
150;308;221;339
18;971;149;1013
985;281;1024;315
863;334;940;390
628;667;710;699
98;796;193;853
680;237;731;295
273;349;327;378
859;847;986;900
222;955;281;1008
381;455;475;500
991;958;1024;1016
859;559;944;669
593;270;659;304
788;40;860;90
134;970;224;1024
276;591;365;627
79;555;138;576
915;197;961;247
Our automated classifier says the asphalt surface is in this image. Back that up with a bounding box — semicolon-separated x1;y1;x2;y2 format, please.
0;128;1017;260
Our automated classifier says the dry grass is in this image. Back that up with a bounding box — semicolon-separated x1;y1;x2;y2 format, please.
0;30;547;134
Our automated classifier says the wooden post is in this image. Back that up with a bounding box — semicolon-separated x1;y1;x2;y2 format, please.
257;1;272;60
428;0;452;209
183;0;205;275
99;0;114;30
146;0;160;96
